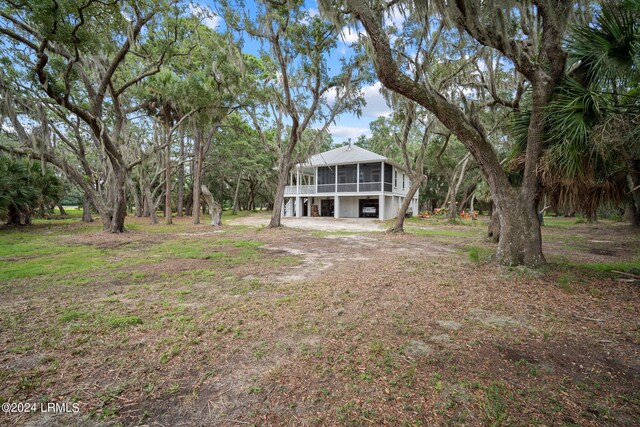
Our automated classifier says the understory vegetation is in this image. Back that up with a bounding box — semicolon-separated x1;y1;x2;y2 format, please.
0;212;639;425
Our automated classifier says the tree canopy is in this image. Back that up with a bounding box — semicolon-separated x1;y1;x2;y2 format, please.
0;0;637;266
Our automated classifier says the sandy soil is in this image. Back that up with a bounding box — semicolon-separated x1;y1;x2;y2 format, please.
1;214;639;426
226;215;387;232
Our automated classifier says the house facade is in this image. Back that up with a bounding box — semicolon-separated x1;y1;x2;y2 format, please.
282;144;419;220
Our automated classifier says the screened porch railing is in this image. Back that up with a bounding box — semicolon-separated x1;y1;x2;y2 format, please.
286;182;384;193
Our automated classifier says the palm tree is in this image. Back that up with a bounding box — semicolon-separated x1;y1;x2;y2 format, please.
509;0;639;224
0;154;66;224
0;156;37;225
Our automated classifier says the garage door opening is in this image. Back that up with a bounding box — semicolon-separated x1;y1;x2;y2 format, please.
359;199;379;218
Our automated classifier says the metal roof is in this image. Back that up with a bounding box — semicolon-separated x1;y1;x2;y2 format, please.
303;145;387;167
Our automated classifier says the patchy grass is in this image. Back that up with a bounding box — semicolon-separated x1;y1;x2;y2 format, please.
311;230;369;237
0;236;112;281
406;227;480;238
571;259;640;273
467;245;493;263
0;213;638;426
105;315;143;328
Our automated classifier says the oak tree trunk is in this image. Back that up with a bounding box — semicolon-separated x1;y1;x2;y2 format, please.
492;188;545;267
232;171;242;215
469;194;476;222
133;188;143;217
389;177;422;233
144;187;158;225
165;136;172;225
82;193;93;222
201;185;222;226
177;132;185;217
268;164;289;228
107;169;127;233
192;130;202;224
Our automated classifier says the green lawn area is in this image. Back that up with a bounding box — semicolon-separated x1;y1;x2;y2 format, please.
0;213;638;426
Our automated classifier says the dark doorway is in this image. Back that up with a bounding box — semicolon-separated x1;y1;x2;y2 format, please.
359;199;379;218
321;199;334;217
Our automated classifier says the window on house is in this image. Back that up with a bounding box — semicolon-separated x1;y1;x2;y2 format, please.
394;170;398;187
402;173;405;190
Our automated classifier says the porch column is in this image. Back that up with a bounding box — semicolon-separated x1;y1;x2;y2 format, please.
379;194;385;220
334;196;340;219
380;161;384;192
315;167;318;193
296;169;300;194
335;165;338;192
356;163;360;192
307;198;312;217
296;196;302;218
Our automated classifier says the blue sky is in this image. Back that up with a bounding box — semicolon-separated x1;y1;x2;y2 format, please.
192;0;397;144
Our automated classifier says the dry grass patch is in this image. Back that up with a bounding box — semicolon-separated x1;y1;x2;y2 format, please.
0;213;638;426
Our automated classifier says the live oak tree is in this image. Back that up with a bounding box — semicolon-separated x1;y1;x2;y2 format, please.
389;112;432;233
176;23;246;225
377;27;439;233
203;114;278;213
226;0;365;228
0;0;182;232
321;0;578;267
360;112;432;233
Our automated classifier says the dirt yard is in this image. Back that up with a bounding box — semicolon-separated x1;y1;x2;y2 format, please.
0;212;639;426
226;212;386;232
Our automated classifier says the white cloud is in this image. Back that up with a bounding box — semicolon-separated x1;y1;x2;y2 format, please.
300;7;319;24
384;5;406;28
324;87;337;105
323;82;392;119
189;4;221;30
327;125;371;140
361;82;392;118
476;58;488;72
339;25;364;44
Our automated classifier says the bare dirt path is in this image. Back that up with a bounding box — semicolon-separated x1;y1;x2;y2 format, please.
226;214;386;232
1;214;638;426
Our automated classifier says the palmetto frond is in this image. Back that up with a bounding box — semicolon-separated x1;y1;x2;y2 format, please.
507;1;639;217
544;77;612;178
567;0;640;87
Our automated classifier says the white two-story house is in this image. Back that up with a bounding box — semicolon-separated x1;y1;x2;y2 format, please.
282;144;418;220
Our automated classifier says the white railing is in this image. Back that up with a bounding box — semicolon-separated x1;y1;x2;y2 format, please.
284;185;316;194
359;182;382;192
285;182;385;194
337;183;358;192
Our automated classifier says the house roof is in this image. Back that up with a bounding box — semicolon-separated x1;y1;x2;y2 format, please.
303;144;387;167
